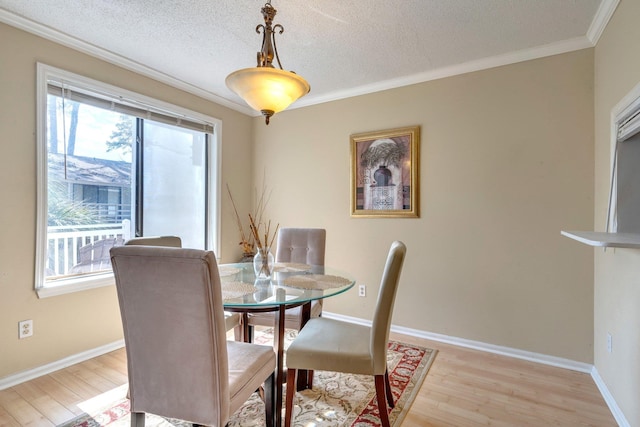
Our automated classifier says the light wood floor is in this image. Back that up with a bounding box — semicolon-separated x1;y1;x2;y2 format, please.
0;332;617;426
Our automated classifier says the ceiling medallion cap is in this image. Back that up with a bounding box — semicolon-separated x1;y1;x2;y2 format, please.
261;2;276;24
226;67;310;117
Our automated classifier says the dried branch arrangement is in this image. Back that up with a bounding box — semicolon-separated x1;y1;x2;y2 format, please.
226;181;275;255
248;214;279;252
226;184;254;254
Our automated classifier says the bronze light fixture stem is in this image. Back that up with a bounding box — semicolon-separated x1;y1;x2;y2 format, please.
226;1;310;125
257;2;282;69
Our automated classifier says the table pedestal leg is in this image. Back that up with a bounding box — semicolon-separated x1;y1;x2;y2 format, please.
274;305;286;427
296;302;312;391
242;312;250;343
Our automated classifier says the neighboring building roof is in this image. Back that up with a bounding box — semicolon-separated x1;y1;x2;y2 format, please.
48;153;130;186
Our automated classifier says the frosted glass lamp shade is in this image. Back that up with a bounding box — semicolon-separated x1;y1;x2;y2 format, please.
226;67;310;120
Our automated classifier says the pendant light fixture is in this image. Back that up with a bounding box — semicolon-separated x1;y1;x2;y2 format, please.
226;1;310;125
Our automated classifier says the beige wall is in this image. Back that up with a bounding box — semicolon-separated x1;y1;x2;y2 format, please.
0;22;253;378
0;16;600;386
594;0;640;424
254;49;595;362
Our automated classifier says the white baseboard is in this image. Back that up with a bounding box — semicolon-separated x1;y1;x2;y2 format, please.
0;339;125;391
325;311;592;372
591;366;630;427
399;325;594;373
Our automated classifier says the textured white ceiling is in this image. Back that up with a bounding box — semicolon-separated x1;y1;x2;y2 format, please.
0;0;609;115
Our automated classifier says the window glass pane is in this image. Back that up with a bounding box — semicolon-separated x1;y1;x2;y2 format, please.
37;65;220;293
142;121;206;249
45;95;133;282
616;133;640;232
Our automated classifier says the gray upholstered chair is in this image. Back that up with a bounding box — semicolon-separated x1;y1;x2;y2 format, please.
125;236;242;337
246;228;326;340
284;241;406;427
110;246;276;427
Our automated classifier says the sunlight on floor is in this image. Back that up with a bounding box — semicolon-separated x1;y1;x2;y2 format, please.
77;383;128;415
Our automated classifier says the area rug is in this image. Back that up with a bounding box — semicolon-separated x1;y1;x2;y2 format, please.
60;330;436;427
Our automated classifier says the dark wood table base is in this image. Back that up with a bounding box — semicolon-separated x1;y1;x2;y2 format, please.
233;301;313;427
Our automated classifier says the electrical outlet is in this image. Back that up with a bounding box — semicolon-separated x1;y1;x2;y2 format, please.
607;333;612;353
19;320;33;339
358;284;366;297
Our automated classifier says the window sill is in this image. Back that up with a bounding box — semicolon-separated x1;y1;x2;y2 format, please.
36;273;115;298
561;230;640;249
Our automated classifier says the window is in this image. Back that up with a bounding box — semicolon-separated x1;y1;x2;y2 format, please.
36;64;221;297
607;84;640;234
561;84;640;249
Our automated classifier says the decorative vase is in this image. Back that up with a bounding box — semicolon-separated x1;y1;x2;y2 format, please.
253;247;274;279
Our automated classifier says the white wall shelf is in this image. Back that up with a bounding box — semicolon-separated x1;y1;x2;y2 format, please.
561;230;640;248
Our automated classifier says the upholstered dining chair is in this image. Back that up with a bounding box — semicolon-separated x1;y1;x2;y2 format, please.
284;241;406;427
124;235;182;248
110;245;276;427
124;235;242;338
246;228;326;340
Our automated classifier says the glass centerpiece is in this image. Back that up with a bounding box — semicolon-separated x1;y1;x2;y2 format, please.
249;214;279;280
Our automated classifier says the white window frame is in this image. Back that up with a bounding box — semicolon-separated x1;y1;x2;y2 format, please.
35;63;222;298
607;80;640;233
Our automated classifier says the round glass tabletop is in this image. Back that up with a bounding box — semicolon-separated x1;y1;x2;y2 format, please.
218;262;355;309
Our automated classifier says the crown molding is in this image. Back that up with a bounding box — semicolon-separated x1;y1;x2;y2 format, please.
294;35;594;109
1;5;614;117
0;9;253;116
587;0;620;44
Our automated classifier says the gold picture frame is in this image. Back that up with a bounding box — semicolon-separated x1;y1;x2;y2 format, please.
350;126;420;218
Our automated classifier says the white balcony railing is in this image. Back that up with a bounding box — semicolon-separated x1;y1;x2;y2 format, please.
47;220;131;276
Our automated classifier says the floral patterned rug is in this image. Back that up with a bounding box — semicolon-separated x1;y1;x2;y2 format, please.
60;330;436;427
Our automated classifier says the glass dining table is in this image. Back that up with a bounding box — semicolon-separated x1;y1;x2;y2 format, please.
218;262;355;426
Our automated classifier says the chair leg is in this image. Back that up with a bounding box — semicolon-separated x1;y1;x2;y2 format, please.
307;370;314;389
284;368;298;427
264;371;276;427
384;369;395;408
233;325;242;341
131;412;145;427
374;375;391;427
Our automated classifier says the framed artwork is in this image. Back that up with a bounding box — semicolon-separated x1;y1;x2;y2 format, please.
350;126;420;218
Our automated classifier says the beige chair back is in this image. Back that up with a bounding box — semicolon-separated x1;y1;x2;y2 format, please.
275;228;326;265
110;246;230;425
124;236;242;336
370;241;406;374
125;235;182;247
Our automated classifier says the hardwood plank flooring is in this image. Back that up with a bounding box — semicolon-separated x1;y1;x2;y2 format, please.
0;333;616;426
395;333;617;426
